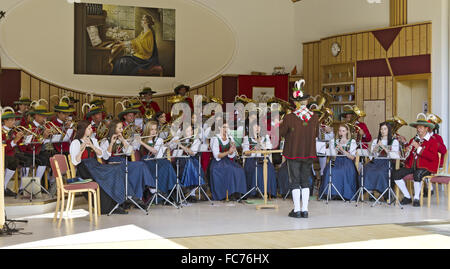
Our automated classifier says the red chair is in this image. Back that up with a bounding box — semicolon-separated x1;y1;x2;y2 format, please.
50;155;100;227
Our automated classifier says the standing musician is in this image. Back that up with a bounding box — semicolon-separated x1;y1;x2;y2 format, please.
13;97;32;127
138;87;161;116
99;120;154;208
279;80;319;218
392;117;439;207
242;120;277;198
173;84;194;111
2;108;24;196
69;120;128;215
139;121;177;199
52;100;75;155
18;103;54;192
209;121;247;201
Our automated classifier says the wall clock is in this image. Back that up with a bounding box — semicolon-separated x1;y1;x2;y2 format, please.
331;42;341;57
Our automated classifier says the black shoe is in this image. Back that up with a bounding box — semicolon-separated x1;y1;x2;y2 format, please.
288;209;301;218
112;207;128;214
4;188;17;197
301;211;309;218
400;197;412;205
121;201;132;210
413;199;420;207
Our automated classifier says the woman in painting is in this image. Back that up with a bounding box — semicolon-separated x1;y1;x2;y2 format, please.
112;14;160;76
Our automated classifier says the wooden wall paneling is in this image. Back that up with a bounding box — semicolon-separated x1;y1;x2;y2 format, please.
104;98;114;118
399;27;406;57
386;76;393;118
320;40;326;66
313;42;320;96
362;32;369;60
30;77;40;103
356;78;364;109
336;36;343;63
207;83;214;99
20;71;31;98
368;32;375;60
412;25;420;55
378;77;386;100
308;44;314;92
340;36;346;63
356;34;363;61
323;39;330;66
214;78;223;100
346;35;352;63
370;77;378;100
363;77;371;100
419;24;427;55
40;82;50;110
49;86;59;112
406;26;413;56
351;34;357;62
374;34;381;59
427;24;432;54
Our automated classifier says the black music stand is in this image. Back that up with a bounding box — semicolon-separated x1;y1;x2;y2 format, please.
318;142;346;203
238;156;264;202
351;143;377;206
107;152;148;216
371;153;403;209
166;154;189;207
145;144;179;211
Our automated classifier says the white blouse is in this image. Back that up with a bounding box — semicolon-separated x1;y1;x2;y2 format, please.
211;135;236;161
69;138;102;166
370;138;400;159
100;139;133;160
242;135;272;157
330;138;357;157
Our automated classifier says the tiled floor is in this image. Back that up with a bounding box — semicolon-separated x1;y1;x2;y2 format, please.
1;195;449;248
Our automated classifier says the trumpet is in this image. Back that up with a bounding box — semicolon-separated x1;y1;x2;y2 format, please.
44;120;64;136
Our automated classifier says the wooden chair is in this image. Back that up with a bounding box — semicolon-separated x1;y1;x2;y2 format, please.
50;155;99;227
67;154;101;216
423;153;450;210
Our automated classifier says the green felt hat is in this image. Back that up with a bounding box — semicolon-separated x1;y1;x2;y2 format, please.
54;101;75;113
139;87;157;95
14;97;32;105
118;108;139;120
86;106;104;118
409;119;435;130
27;105;53;116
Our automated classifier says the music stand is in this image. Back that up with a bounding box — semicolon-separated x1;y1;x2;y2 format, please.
144;144;179;210
21;141;52;202
350;143;377;206
181;147;213;205
166;151;189;206
108;152;148;216
318;141;346;204
371;151;403;208
238;156;264;202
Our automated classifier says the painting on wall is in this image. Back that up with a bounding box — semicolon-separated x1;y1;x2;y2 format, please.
252;87;275;103
74;3;175;77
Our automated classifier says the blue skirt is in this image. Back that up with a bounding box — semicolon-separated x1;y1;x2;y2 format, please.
277;162;314;195
319;156;358;200
362;159;390;193
143;159;177;194
244;157;277;197
81;158;131;204
176;156;206;187
209;158;247;200
108;156;155;199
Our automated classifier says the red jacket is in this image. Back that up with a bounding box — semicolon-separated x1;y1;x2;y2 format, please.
432;133;447;167
52;118;71;153
2;128;18;157
18;122;44;154
139;101;161;116
357;121;372;143
405;135;439;173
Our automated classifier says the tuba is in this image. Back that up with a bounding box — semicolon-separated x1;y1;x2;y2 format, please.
343;105;366;140
96;121;109;140
386;116;407;135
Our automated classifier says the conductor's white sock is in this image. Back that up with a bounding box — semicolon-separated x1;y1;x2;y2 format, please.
395;180;411;199
413;182;422;200
301;188;310;212
4;169;16;190
292;189;301;212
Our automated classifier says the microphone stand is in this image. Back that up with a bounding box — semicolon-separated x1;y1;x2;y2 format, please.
107;151;148;216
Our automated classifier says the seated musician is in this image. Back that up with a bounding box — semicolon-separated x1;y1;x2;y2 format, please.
86;105;105;139
362;122;399;199
88;99;107;120
13;97;32;126
392;118;439;206
52;101;75;155
99;120;154;208
69;120;128;214
18;104;54;193
172;125;205;203
319;124;358;201
341;108;372;147
112;15;160;76
209;122;247;201
119;106;142;159
139;121;177;198
2;109;24;196
242;120;277;198
138;87;161;116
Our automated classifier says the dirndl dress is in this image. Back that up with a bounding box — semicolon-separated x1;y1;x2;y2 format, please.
176;156;206;187
244;157;277;197
362;159;391;193
319;156;358;200
143;159;177;194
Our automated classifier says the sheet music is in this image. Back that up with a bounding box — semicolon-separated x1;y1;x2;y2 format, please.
156;146;167;159
24;135;33;145
135;118;143;129
172;149;186;158
51;134;62;143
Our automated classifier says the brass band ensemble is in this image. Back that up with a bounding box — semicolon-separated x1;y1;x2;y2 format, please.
1;81;447;217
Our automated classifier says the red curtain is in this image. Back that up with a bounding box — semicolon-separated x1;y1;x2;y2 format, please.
238;75;289;101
